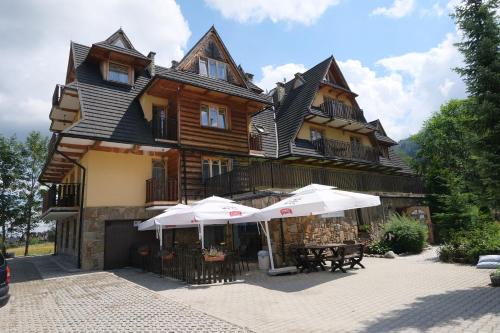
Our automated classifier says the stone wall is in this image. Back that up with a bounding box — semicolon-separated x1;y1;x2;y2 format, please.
81;206;156;270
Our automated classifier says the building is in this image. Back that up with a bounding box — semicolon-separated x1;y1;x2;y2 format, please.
40;27;430;270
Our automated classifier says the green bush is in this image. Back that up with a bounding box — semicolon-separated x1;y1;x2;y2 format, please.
382;214;428;254
366;240;391;255
438;222;500;264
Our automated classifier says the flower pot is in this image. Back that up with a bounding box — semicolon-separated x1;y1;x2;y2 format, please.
204;254;225;262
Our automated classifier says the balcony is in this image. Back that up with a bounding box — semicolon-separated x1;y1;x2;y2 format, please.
319;100;365;123
312;138;380;163
146;178;179;205
204;162;425;198
152;115;177;141
249;133;263;152
41;183;80;220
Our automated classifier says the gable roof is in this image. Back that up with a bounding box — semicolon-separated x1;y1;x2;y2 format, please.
91;28;149;61
177;26;249;89
369;119;398;145
62;42;160;145
276;56;333;157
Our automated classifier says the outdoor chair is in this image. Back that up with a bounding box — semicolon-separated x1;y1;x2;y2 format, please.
343;244;365;269
234;244;250;274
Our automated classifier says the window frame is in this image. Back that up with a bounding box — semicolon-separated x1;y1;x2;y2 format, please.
201;157;232;181
310;127;324;142
108;61;130;85
198;56;228;81
200;103;228;130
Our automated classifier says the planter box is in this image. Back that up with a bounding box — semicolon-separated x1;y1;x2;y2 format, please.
204;254;225;262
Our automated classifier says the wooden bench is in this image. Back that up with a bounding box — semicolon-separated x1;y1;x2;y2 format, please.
290;246;325;273
327;244;365;273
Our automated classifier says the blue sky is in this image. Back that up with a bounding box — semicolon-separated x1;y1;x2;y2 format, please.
0;0;466;140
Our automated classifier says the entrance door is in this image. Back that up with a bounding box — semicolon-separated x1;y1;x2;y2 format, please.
104;220;153;270
235;223;262;260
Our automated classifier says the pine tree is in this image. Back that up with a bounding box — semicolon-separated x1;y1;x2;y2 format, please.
452;0;500;212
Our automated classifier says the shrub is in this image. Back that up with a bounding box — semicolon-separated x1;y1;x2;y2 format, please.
438;222;500;264
366;240;391;255
382;214;428;254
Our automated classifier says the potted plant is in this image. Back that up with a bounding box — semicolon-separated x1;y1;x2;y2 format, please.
491;268;500;287
204;247;225;262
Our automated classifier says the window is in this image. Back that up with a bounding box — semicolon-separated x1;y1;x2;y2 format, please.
202;158;231;181
201;104;227;129
153;105;167;138
350;136;361;145
108;62;129;84
199;57;227;81
310;128;324;141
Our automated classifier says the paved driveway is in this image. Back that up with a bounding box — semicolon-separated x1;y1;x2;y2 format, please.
1;256;245;332
120;248;500;333
1;249;498;333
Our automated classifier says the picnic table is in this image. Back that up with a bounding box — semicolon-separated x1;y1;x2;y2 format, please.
291;243;365;273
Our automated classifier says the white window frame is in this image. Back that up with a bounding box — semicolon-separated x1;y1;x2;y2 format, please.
310;128;324;141
108;62;129;84
200;103;227;129
202;158;231;181
199;56;227;81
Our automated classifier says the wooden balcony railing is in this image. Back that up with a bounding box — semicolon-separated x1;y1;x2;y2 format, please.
319;100;365;123
152;116;177;141
249;133;263;151
146;178;178;203
204;162;425;198
42;183;80;213
312;138;380;163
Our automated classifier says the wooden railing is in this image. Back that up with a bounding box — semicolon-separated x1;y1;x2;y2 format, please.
204;162;425;197
42;183;80;213
146;178;178;202
152;116;177;141
319;99;365;123
312;138;380;163
249;133;263;151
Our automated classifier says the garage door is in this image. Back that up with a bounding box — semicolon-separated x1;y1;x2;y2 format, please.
104;220;152;270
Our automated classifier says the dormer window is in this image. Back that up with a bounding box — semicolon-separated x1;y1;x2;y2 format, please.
108;62;129;84
199;57;227;81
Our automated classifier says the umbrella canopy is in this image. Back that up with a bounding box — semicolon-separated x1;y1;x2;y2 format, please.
260;184;381;220
138;204;192;231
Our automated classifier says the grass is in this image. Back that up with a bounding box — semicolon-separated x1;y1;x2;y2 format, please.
7;242;54;257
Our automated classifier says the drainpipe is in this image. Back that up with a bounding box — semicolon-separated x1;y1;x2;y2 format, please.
56;149;86;269
182;150;188;204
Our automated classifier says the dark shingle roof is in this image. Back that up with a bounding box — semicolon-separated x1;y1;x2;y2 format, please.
92;42;149;60
250;108;277;158
276;56;333;157
63;43;158;145
375;131;398;145
155;68;271;104
380;146;414;174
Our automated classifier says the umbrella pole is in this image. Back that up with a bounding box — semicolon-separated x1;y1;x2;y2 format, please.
264;220;275;270
201;222;205;250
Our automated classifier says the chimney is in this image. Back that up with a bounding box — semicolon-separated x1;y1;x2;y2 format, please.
273;82;286;107
244;72;254;82
171;60;179;69
147;52;156;76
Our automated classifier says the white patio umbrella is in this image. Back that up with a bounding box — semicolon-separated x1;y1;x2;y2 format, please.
140;196;261;248
138;204;192;231
259;184;381;270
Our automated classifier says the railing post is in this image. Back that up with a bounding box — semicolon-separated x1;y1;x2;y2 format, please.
270;162;274;188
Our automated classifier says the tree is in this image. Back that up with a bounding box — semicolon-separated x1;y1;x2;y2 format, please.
452;0;500;212
18;131;48;256
413;99;480;239
0;135;23;249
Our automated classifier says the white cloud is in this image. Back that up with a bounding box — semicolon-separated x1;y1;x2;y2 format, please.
338;33;466;139
255;63;307;92
372;0;415;18
204;0;340;25
0;0;191;138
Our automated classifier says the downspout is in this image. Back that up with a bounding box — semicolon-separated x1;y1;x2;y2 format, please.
56;149;86;269
182;150;188;204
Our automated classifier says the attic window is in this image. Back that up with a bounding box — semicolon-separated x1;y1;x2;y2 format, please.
199;57;227;81
112;38;126;48
108;62;129;84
